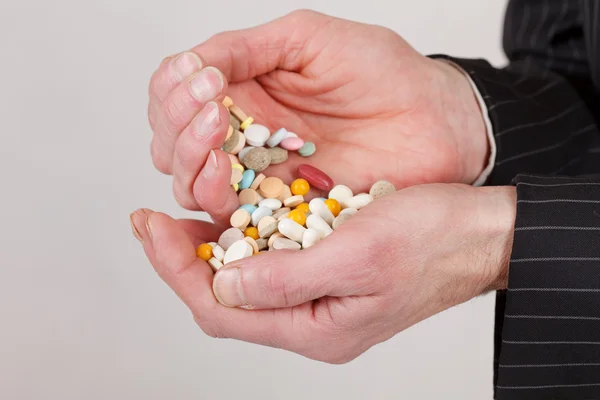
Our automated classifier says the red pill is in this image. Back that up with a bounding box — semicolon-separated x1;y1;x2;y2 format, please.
297;164;334;192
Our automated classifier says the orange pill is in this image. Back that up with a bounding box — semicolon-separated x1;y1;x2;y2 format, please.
287;209;307;226
295;202;310;214
324;199;341;217
291;179;310;196
196;243;213;261
244;226;260;240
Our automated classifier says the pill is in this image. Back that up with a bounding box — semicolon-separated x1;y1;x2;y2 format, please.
268;232;284;247
370;180;396;199
266;128;288;147
218;227;245;251
309;198;335;225
212;245;225;262
286;131;298;138
229;113;240;130
272;207;291;219
208;257;224;271
250;173;266;190
259;177;284;198
257;192;265;202
230;132;247;154
339;207;358;216
280;137;304;151
228;154;240;165
230;168;243;185
243;147;271;172
256;238;268;251
239;204;258;215
223;239;253;264
240;117;254;131
222;129;246;155
277;211;290;221
288;209;307;226
306;214;333;239
222;96;233;108
230;105;248;122
328;185;353;205
244;236;259;254
295;202;310;214
226;125;233;141
196;243;213;261
238;146;255;162
259;198;282;211
239;189;259;206
268;147;288;164
277;184;293;203
297;164;334;192
230;209;251;230
273;238;301;250
208;242;218;248
258;216;278;238
298;142;316;157
324;198;341;217
244;124;271;147
232;183;239;192
302;228;321;249
244;226;260;240
345;193;373;209
278;218;306;243
332;213;353;230
284;195;304;208
291;179;310;196
239;169;255;190
251;206;273;227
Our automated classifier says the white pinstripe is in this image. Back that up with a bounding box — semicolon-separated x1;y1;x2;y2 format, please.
500;363;600;368
488;80;561;111
498;383;600;390
496;103;582;137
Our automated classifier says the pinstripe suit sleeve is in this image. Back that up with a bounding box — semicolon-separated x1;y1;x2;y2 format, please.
430;1;600;399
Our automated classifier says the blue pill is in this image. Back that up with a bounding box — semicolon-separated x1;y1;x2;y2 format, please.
266;128;288;148
239;204;258;214
239;169;255;190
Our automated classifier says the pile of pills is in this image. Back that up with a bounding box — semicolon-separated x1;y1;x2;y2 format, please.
195;96;397;271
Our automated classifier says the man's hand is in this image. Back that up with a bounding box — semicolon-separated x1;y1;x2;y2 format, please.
146;10;488;224
130;184;515;363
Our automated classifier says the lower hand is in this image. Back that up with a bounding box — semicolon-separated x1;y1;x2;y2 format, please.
130;183;515;363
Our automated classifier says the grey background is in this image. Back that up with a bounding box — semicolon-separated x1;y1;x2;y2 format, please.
0;0;508;399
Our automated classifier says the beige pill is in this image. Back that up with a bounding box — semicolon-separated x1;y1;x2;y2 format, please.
230;168;243;185
339;207;358;216
284;195;304;208
222;129;245;154
222;96;233;108
277;184;293;202
230;105;248;122
228;154;240;165
370;180;396;199
226;125;233;141
238;189;259;206
272;207;291;219
268;232;284;247
243;147;271;172
230;209;251;230
218;227;245;251
229;113;240;130
258;216;278;238
230;131;246;155
272;237;301;250
277;212;290;221
268;147;288;165
259;177;284;198
208;257;224;272
250;173;266;190
332;213;352;230
244;236;259;254
256;238;268;251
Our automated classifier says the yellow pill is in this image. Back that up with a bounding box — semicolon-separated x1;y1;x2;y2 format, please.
288;209;307;226
295;202;310;214
324;198;341;217
232;163;244;172
233;183;239;191
240;117;254;131
244;226;260;240
196;243;213;261
291;179;310;196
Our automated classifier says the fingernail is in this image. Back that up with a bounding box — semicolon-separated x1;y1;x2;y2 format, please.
201;150;219;179
213;267;248;307
145;215;153;240
171;52;203;81
196;102;220;136
130;213;143;243
189;67;224;102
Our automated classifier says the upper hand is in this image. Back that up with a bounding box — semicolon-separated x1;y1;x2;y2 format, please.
146;10;489;224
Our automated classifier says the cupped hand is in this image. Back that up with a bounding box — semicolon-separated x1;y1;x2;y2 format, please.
147;10;488;224
130;183;515;363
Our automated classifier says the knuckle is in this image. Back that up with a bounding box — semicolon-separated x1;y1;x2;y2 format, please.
160;99;184;136
261;266;292;307
172;183;197;211
150;142;172;175
194;315;223;339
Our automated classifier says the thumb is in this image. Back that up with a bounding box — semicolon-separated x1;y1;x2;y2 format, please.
212;237;351;309
190;10;332;83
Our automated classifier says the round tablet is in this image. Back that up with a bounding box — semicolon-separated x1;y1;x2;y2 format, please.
230;168;243;185
251;206;273;227
230;209;251;230
238;189;259;206
243;147;271;172
259;177;284;199
218;227;245;251
244;124;271;147
369;180;396;199
268;147;288;164
258;216;278;238
250;173;266;190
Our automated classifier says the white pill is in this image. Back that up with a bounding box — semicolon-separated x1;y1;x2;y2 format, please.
238;146;255;162
259;198;283;211
285;131;298;138
266;128;288;148
212;245;225;262
345;193;373;209
278;218;306;243
257;192;265;202
309;198;335;225
332;214;353;230
223;240;253;265
302;228;321;249
207;242;218;248
339;207;358;216
208;257;224;271
218;227;245;251
251;206;273;226
244;124;271;147
328;185;353;206
306;214;333;239
272;237;301;250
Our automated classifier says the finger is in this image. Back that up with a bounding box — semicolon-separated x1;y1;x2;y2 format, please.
150;67;226;174
149;52;204;103
172;101;229;210
192;149;240;226
189;10;333;83
176;218;225;247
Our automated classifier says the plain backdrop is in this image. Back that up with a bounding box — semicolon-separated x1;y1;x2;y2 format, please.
0;1;509;399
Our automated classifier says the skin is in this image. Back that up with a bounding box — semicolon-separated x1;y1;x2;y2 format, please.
134;10;517;363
